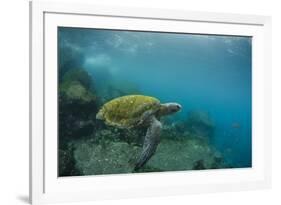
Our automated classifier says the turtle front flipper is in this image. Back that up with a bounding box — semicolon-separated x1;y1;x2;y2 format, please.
134;116;162;171
136;109;156;127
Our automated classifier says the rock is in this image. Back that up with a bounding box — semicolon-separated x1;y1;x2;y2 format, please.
145;137;226;171
59;69;97;142
69;131;228;175
59;144;81;176
62;68;92;90
185;110;215;138
60;81;95;102
73;140;141;175
193;159;206;170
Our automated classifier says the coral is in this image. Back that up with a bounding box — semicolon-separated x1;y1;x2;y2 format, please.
185;110;215;138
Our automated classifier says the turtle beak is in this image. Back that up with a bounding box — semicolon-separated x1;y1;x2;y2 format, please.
176;104;182;112
172;104;182;112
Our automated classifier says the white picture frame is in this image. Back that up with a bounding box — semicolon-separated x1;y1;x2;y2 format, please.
29;1;272;204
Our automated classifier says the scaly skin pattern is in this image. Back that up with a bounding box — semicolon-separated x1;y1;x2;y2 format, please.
96;95;160;128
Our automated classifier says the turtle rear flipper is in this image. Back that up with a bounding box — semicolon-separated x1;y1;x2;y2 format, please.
134;116;162;171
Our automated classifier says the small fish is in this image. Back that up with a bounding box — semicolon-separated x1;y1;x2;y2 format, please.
231;122;240;129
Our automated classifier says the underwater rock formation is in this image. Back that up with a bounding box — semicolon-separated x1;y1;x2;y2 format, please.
145;137;225;171
59;144;81;176
59;69;97;143
185;111;215;139
161;121;190;140
193;159;206;170
57;69;225;175
62;68;93;90
72;130;227;175
73;140;141;175
93;128;145;146
60;81;95;102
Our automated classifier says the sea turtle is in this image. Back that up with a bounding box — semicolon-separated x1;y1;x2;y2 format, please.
96;95;182;170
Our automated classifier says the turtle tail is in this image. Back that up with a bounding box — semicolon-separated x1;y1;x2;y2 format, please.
96;110;104;120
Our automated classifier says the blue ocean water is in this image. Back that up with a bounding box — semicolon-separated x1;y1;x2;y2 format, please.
59;27;252;168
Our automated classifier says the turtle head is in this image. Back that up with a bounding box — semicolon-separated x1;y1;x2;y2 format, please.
159;103;182;116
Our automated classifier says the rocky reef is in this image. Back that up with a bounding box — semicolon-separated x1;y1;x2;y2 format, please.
59;68;98;144
71;128;227;176
58;67;227;176
74;140;140;175
146;137;225;171
185;110;215;139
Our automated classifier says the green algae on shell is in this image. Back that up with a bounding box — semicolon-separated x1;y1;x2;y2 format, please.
96;95;161;128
